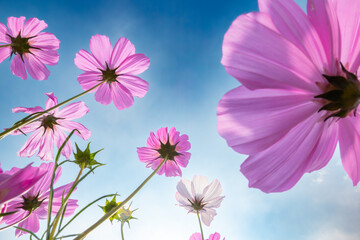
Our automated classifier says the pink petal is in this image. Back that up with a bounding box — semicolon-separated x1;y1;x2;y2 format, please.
208;233;221;240
110;82;134;110
307;0;340;75
203;179;223;201
189;233;202;240
174;152;190;168
95;83;113;105
156;127;168;145
51;182;78;216
176;179;192;201
200;208;216;226
164;160;182;177
333;0;360;72
10;55;27;79
44;92;58;109
17;128;44;158
24;53;50;80
31;163;61;194
217;86;318;154
0;22;9;43
222;12;323;92
176;134;191;152
56;101;89;120
137;147;160;163
168;127;180;146
30;49;59;66
77;71;102;91
117;53;150;75
16;213;40;237
30;32;60;50
241;115;338;193
57;121;91;140
53;128;72;159
191;176;209;198
36;129;55;161
339;117;360;185
0;47;10;63
110;37;135;69
89;34;112;68
117;75;149;98
146;132;161;149
22;18;47;37
11;122;40;135
74;49;102;72
258;0;327;70
7;16;25;37
12;106;43;114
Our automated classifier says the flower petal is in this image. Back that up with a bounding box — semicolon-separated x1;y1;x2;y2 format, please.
12;106;43;114
222;12;323;92
0;47;11;64
94;83;112;105
77;71;102;91
176;178;193;202
17;128;44;158
89;34;112;68
146;132;161;149
307;0;340;74
0;22;9;43
333;0;360;72
174;152;190;168
240;115;338;193
74;49;102;72
110;37;135;69
117;53;150;75
16;213;40;237
56;101;89;120
189;233;202;240
217;86;318;154
44;92;58;109
24;53;50;80
339;117;360;185
23;17;47;37
156;127;168;145
258;0;327;70
10;54;27;79
30;32;60;50
137;147;160;163
57;121;91;140
110;82;134;110
36;129;55;161
117;75;149;98
164;160;182;177
191;176;209;198
7;16;25;37
30;49;59;66
53;128;72;159
200;208;216;226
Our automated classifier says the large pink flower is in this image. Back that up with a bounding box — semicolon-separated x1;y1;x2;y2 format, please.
176;176;224;226
190;232;225;240
0;163;78;237
0;163;46;207
74;34;150;110
12;92;91;161
137;127;191;177
0;16;60;80
218;0;360;192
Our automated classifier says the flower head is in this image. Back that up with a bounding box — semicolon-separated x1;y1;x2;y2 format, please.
0;16;60;80
0;163;46;209
12;92;91;161
99;196;137;225
75;34;150;110
190;232;225;240
218;0;360;192
0;163;78;237
176;176;224;226
137;127;191;177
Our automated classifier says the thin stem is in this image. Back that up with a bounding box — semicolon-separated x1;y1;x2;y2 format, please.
120;221;125;240
196;211;204;240
74;157;168;240
0;81;104;140
0;44;10;48
0;211;31;232
49;164;85;240
14;226;41;240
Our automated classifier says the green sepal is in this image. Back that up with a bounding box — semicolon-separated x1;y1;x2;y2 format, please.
73;142;104;170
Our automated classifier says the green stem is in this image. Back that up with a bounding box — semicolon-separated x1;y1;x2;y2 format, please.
74;157;168;240
0;44;10;48
0;81;104;140
197;211;205;240
120;221;125;240
49;164;85;240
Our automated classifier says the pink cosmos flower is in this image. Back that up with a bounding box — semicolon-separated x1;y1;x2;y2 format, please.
0;162;78;237
137;127;191;177
0;16;60;80
190;232;225;240
74;34;150;110
0;163;46;209
176;176;224;226
12;92;90;161
218;0;360;193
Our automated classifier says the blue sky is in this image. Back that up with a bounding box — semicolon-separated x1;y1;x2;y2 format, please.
0;0;359;239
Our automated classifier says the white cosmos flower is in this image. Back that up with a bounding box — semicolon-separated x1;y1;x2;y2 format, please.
176;175;225;226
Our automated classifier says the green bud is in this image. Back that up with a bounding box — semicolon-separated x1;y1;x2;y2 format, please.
73;142;104;170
